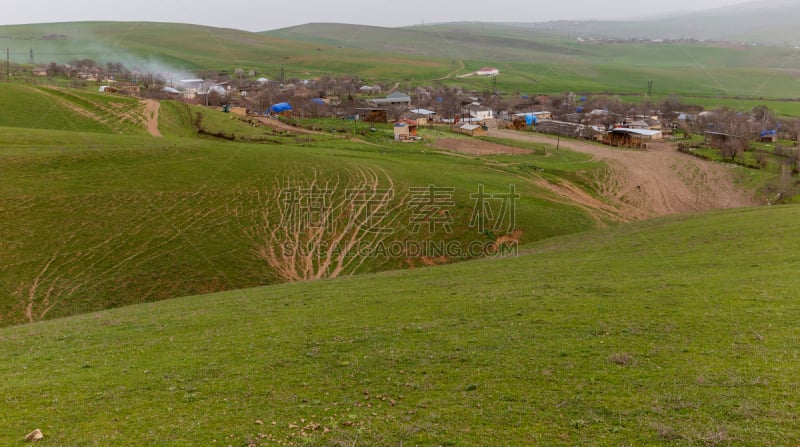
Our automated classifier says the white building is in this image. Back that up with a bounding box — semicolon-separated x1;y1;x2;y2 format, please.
476;67;500;76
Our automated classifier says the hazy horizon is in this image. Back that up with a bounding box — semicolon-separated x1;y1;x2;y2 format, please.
1;0;755;32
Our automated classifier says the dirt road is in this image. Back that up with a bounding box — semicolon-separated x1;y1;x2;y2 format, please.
489;129;759;220
142;100;162;137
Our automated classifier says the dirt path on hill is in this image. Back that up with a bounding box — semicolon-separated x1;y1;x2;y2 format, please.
489;129;759;220
142;100;162;137
255;116;327;135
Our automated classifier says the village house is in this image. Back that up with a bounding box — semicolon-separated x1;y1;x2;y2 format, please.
464;103;494;121
405;108;437;125
604;127;663;148
759;130;778;143
394;119;419;141
704;131;745;148
371;92;412;105
476;67;500;76
454;123;488;137
355;108;389;123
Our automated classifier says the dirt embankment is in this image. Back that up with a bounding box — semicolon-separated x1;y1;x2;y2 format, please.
488;129;758;220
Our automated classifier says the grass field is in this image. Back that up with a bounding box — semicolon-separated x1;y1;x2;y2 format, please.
1;19;798;445
1;204;798;445
0;83;152;135
268;23;800;101
0;99;610;327
0;22;449;81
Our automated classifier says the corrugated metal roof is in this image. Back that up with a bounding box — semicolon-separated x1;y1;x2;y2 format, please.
611;128;662;136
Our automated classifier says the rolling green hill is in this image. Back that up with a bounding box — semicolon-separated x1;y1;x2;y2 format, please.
1;204;798;445
1;85;611;327
532;0;800;45
0;21;449;80
0;83;149;135
267;22;800;100
1;20;798;101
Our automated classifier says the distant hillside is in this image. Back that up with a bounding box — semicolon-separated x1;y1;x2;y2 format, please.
508;0;800;44
267;22;800;99
0;21;449;80
265;22;584;61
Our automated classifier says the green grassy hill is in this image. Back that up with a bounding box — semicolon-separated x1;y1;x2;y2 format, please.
2;20;799;101
0;83;149;135
267;22;800;101
1;204;798;445
535;0;800;45
0;21;449;80
1;88;610;327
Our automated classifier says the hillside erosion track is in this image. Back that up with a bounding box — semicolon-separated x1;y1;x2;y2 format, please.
142;99;162;137
490;129;759;220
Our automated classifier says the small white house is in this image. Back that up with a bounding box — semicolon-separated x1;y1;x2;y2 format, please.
466;103;493;120
476;67;500;76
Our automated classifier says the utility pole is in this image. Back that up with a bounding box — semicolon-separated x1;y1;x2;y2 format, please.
29;48;34;65
6;48;9;82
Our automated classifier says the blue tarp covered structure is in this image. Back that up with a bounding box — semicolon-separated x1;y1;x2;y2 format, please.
525;113;539;126
311;98;326;105
268;102;293;114
760;129;777;137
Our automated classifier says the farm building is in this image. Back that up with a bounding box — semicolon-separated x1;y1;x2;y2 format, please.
268;102;293;116
409;108;437;123
476;67;500;76
626;118;663;131
371;92;412;105
359;85;381;95
394;119;419;141
455;123;488;137
704;131;745;148
535;120;600;140
465;104;494;120
32;67;48;77
604;128;662;148
403;112;432;126
760;130;778;143
355;108;388;123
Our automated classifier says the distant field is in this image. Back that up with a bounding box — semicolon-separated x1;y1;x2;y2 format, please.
269;23;800;99
0;22;450;80
0;21;797;101
1;205;798;445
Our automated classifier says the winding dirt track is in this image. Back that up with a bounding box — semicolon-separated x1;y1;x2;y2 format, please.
489;129;759;220
142;100;162;137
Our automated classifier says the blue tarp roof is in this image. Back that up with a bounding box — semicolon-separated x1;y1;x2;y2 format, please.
311;98;326;105
269;102;292;113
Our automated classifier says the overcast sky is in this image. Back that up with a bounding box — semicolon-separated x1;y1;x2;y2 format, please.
1;0;753;31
